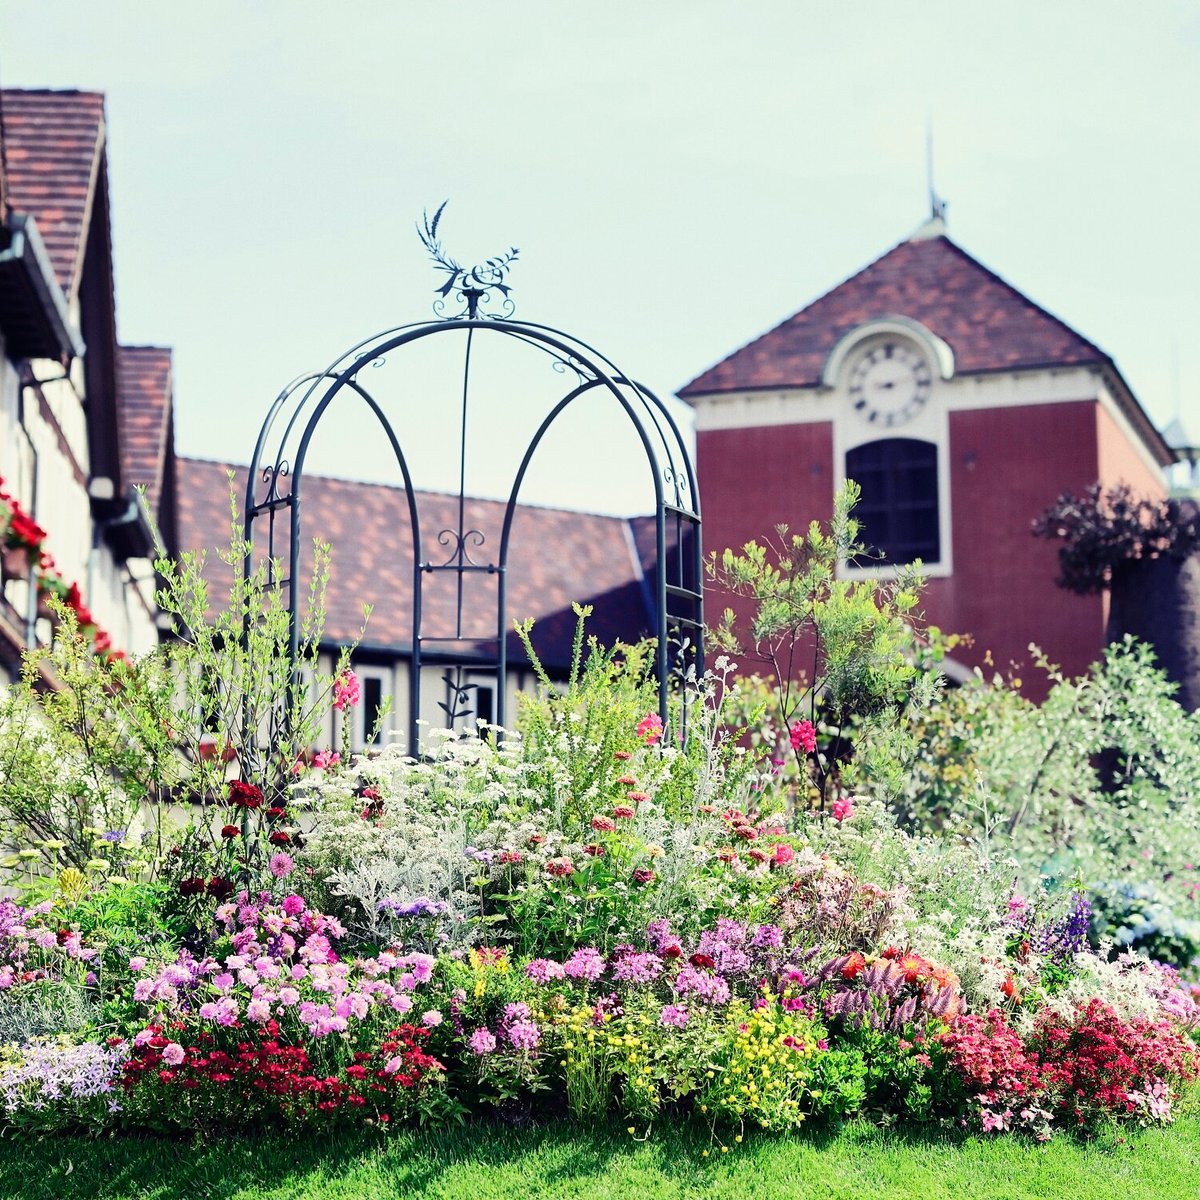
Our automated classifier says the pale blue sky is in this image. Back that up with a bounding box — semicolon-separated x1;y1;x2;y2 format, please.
4;1;1198;515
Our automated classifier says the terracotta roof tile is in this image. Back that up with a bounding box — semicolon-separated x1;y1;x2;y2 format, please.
678;234;1108;397
0;90;105;296
175;458;655;670
116;346;173;514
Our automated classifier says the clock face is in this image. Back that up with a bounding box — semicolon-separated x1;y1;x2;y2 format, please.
848;341;932;427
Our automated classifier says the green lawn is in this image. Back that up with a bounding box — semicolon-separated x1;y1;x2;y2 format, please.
1;1116;1197;1200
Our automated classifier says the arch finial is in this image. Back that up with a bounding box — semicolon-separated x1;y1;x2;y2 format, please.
417;200;520;319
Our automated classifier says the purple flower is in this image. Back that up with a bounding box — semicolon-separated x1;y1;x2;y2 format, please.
672;965;731;1006
469;1027;497;1055
508;1021;541;1050
750;923;784;950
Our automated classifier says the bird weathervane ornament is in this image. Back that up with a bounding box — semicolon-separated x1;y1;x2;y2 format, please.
417;200;520;319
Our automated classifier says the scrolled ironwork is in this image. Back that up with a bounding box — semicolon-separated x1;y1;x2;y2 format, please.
255;460;292;511
418;201;519;321
430;527;489;571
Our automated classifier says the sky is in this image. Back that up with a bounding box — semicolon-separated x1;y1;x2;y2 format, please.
3;1;1199;516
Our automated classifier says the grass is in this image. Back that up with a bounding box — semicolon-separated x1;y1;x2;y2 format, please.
0;1115;1197;1200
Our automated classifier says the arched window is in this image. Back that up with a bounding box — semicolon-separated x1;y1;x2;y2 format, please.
845;438;940;566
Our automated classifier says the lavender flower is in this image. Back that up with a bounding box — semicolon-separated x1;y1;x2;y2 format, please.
0;1041;130;1119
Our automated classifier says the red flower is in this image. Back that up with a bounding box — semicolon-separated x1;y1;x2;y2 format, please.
178;877;206;897
632;868;655;885
206;876;235;900
266;806;287;820
584;843;605;857
840;952;866;981
690;953;716;969
220;824;240;839
228;780;263;810
269;831;291;846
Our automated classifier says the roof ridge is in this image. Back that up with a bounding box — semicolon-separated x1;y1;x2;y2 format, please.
176;456;642;522
930;233;1111;366
0;87;106;99
677;233;913;396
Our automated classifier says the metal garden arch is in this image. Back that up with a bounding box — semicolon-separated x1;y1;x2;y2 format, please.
241;207;703;755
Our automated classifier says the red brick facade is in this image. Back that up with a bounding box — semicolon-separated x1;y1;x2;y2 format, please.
686;230;1174;695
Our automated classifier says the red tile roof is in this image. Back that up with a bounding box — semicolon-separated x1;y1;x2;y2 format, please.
116;346;173;514
175;458;655;669
678;233;1108;398
0;90;106;297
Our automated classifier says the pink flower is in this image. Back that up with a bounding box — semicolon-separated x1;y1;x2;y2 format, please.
831;796;855;823
469;1027;497;1055
772;842;794;866
161;1042;185;1066
333;670;361;712
590;815;617;833
790;719;817;754
281;894;306;917
422;1009;443;1027
636;713;664;744
525;958;566;984
312;749;341;770
269;852;294;879
128;956;147;972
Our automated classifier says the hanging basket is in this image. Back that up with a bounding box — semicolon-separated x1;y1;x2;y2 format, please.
1;542;34;582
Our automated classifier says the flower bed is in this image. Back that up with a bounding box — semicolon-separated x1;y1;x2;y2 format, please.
1;497;1197;1151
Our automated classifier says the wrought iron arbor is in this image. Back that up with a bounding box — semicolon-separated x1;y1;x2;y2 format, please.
241;209;703;755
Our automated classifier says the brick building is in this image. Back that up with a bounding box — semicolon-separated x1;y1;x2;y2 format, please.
680;216;1176;688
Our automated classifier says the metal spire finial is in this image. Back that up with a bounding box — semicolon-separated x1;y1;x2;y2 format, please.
926;119;948;225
